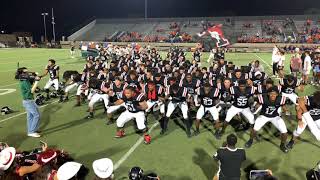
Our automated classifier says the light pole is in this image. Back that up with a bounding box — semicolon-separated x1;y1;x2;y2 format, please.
41;12;48;42
144;0;147;19
51;8;56;42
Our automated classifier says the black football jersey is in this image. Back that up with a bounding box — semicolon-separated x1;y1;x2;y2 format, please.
97;72;107;81
180;79;201;95
230;86;255;108
305;96;320;120
279;78;300;94
256;85;270;95
122;93;146;113
258;95;286;118
198;87;220;107
250;72;267;87
167;86;188;103
94;63;104;72
46;65;59;80
126;77;140;89
111;83;126;99
229;73;248;86
218;84;233;103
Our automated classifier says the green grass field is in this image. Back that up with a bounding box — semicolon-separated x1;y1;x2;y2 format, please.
0;48;319;180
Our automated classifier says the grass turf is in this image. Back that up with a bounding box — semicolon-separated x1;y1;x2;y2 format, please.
0;48;319;180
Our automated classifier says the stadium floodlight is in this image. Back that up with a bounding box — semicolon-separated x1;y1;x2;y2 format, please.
51;8;56;42
41;12;49;42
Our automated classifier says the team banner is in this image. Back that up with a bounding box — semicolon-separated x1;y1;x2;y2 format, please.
197;24;230;47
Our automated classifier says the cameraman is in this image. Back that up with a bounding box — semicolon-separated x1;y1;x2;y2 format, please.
213;134;246;180
16;67;41;138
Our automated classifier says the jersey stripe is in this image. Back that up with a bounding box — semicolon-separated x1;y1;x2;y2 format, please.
280;96;286;105
137;93;144;101
258;94;263;104
214;88;219;97
182;87;187;97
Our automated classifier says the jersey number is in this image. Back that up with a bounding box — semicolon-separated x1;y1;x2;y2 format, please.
237;98;247;106
266;107;276;115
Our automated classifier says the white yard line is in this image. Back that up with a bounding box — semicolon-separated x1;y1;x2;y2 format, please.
114;121;159;170
254;54;272;69
0;83;18;88
0;99;60;124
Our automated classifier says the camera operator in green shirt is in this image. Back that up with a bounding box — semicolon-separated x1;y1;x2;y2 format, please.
15;67;42;138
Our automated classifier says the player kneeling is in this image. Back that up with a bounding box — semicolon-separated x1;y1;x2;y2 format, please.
112;86;151;144
287;91;320;149
195;83;220;135
245;87;290;153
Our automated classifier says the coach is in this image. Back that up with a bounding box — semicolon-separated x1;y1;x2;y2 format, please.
213;134;246;180
16;67;41;138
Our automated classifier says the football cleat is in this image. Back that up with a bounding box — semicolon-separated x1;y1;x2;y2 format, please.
194;130;200;136
144;134;151;144
287;140;295;149
214;130;222;140
245;139;253;148
115;130;125;138
86;114;94;119
280;144;289;153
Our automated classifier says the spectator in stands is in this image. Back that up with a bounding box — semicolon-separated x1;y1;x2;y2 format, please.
213;134;246;180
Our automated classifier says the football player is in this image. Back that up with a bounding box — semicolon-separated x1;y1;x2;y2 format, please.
179;73;201;107
112;86;151;144
229;69;248;86
106;77;127;125
86;78;110;119
216;80;256;139
287;91;320;149
143;81;165;117
278;74;303;116
195;83;220;135
161;84;191;137
40;59;60;100
245;87;289;153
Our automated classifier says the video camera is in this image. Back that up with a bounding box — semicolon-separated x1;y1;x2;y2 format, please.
15;67;39;84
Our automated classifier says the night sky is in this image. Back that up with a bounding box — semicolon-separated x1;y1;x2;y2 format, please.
1;0;319;40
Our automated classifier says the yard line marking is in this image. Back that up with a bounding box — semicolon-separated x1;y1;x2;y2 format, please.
254;54;272;69
0;83;18;88
114;121;159;170
0;99;61;124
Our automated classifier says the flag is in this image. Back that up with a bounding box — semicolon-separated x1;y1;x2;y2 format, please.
197;24;229;47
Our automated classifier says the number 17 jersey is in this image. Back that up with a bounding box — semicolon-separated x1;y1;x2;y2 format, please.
257;95;286;118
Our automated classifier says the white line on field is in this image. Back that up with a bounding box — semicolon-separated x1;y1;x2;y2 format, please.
0;83;18;88
0;99;60;124
254;54;272;69
114;121;159;170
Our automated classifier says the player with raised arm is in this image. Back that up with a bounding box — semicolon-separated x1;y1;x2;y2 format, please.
195;83;220;136
40;59;60;100
287;91;320;149
216;79;256;139
245;86;289;153
112;86;151;144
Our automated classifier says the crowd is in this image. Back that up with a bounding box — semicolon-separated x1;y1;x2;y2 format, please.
3;42;320;179
0;141;160;180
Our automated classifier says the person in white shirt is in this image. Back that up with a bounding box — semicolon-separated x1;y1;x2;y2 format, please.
303;51;312;84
